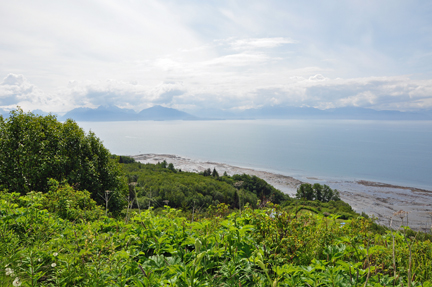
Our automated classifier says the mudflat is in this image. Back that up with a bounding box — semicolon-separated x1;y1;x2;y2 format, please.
132;154;432;232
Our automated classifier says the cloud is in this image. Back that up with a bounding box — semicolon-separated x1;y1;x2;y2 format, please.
1;1;432;114
205;52;271;67
59;79;187;111
226;37;297;51
2;71;432;114
0;0;205;92
0;74;36;106
309;74;327;81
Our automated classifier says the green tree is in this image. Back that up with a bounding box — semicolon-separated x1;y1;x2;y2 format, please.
0;108;126;213
168;163;176;172
313;183;323;201
212;168;219;178
296;183;341;202
202;168;211;176
321;184;340;202
160;160;167;168
231;174;288;203
296;183;314;200
233;190;239;208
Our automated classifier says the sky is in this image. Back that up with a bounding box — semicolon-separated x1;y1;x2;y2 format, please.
1;0;432;114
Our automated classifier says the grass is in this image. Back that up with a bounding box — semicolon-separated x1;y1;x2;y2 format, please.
1;189;431;286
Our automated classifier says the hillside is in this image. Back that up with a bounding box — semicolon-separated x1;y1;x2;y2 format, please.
1;110;431;286
1;185;431;286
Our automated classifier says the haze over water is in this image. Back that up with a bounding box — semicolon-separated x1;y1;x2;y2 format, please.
78;120;432;190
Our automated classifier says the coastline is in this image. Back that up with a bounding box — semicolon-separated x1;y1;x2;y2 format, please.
132;153;432;232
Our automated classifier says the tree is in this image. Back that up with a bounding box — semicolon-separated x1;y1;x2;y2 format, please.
296;183;314;201
313;183;323;201
0;108;127;213
295;183;340;202
322;184;340;202
233;190;239;209
168;163;176;172
160;160;167;169
212;168;219;178
202;168;211;177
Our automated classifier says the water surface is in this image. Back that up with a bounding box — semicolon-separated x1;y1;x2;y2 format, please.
77;120;432;190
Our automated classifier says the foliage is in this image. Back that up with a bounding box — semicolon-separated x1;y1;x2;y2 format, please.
41;179;105;221
282;198;358;220
118;158;293;213
1;191;431;286
117;155;136;164
0;108;127;213
119;159;361;223
1;180;104;222
2;111;430;285
296;183;341;202
228;173;290;204
119;160;261;210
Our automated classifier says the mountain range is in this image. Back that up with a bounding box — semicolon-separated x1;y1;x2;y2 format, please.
1;105;432;121
184;106;432;121
59;105;198;121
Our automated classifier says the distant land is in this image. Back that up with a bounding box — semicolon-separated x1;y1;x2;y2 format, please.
1;105;432;121
60;105;197;121
185;106;432;121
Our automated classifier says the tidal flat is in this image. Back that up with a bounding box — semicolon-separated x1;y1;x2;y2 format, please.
133;153;432;232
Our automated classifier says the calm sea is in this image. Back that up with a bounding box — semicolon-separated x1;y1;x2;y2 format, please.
77;120;432;190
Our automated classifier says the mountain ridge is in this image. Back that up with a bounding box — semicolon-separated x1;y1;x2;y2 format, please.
59;105;198;121
1;105;431;121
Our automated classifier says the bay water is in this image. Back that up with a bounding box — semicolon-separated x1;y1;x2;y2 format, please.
77;120;432;190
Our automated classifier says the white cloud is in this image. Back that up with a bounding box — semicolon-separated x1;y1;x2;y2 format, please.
309;74;327;81
0;74;38;106
228;37;297;50
0;0;205;92
1;1;432;113
205;52;271;67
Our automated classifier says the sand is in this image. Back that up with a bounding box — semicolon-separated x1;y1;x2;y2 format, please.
132;153;432;232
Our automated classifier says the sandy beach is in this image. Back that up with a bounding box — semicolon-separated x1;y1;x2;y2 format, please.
132;154;432;232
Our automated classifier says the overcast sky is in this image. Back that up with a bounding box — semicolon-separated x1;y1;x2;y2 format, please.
1;0;432;114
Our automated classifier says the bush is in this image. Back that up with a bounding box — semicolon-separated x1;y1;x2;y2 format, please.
14;179;104;221
0;108;127;213
296;183;340;202
42;179;104;221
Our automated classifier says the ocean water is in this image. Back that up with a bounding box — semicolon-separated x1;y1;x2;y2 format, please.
77;120;432;190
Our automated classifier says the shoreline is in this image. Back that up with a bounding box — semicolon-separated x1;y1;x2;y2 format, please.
132;153;432;232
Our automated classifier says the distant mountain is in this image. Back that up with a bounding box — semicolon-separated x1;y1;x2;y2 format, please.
137;105;197;120
61;105;136;121
239;106;326;119
2;105;431;121
61;105;198;121
186;106;330;119
321;107;432;120
186;106;432;120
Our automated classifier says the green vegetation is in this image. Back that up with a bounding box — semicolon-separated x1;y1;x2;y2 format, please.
1;189;431;286
1;109;431;286
0;108;127;214
296;183;341;202
117;158;289;211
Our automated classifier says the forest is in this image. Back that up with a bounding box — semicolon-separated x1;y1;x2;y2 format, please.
1;109;431;286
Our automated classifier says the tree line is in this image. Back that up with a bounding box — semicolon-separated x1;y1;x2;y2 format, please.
119;158;290;211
